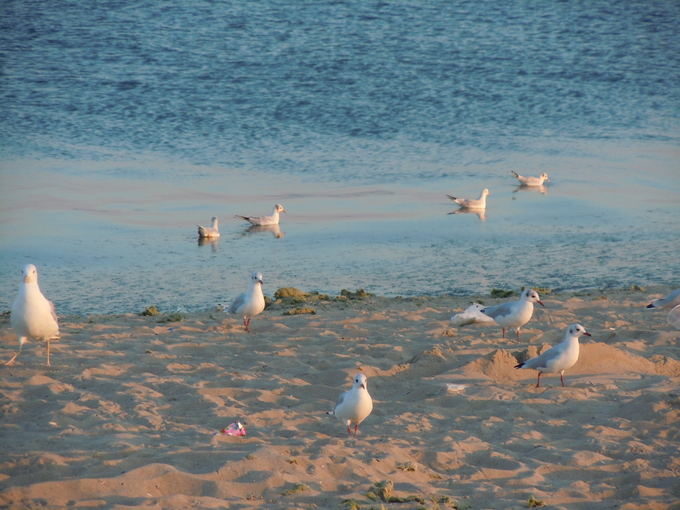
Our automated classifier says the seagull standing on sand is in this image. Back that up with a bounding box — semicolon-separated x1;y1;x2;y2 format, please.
197;217;220;238
447;188;489;210
6;264;60;366
511;171;549;187
236;204;286;226
327;373;373;437
229;272;265;332
515;323;590;387
481;289;545;338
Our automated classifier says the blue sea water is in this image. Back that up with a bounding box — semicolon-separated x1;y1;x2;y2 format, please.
1;0;679;314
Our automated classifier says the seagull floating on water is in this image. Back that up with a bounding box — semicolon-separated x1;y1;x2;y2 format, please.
447;188;489;210
481;289;544;338
327;373;373;437
511;171;550;187
236;204;286;226
197;216;220;238
515;323;590;387
6;264;60;366
229;272;266;332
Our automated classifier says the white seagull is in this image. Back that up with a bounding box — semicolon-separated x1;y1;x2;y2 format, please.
515;323;590;387
450;303;496;327
447;188;489;210
236;204;286;226
646;289;680;310
229;272;266;332
480;289;545;338
197;216;220;238
7;264;60;366
327;373;373;436
511;171;549;187
646;289;680;329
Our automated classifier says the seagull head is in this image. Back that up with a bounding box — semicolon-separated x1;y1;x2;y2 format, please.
568;323;591;338
274;204;286;213
523;289;545;307
539;172;549;181
22;264;38;284
251;272;264;285
481;188;490;196
353;373;368;390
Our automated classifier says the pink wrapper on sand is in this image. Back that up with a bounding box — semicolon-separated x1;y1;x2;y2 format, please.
215;422;246;437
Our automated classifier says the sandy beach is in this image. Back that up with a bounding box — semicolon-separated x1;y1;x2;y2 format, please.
1;287;679;509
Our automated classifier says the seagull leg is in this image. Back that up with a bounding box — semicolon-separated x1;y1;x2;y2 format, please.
502;328;506;338
46;338;51;367
4;337;26;366
515;328;520;339
560;371;565;387
346;424;352;436
353;424;359;437
535;371;542;388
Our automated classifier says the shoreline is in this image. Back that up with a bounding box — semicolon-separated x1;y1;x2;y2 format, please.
1;287;678;509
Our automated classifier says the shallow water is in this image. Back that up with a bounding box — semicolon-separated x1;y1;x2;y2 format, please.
1;1;679;314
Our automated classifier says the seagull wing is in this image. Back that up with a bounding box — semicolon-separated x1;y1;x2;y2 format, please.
229;292;246;314
481;301;514;320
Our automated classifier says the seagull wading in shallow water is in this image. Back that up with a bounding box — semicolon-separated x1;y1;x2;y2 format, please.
6;264;60;366
229;272;265;332
511;171;550;187
327;373;373;437
515;323;591;387
236;204;286;226
481;289;545;338
447;188;489;210
197;216;220;238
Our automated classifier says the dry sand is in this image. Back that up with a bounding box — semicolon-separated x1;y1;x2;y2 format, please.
1;288;679;509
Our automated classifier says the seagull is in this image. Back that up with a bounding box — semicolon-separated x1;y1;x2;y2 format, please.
480;289;545;338
515;323;590;387
511;171;549;187
229;272;266;332
6;264;60;366
646;289;680;310
447;188;489;210
236;204;286;226
450;303;496;327
327;373;373;437
197;216;220;238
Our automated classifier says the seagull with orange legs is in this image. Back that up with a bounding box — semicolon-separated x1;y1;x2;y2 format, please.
480;288;545;339
229;272;265;332
6;264;60;366
515;323;590;387
328;373;373;437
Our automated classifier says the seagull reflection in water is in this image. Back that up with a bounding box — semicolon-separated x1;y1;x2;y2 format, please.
513;184;548;195
243;224;284;238
198;237;220;252
448;208;487;221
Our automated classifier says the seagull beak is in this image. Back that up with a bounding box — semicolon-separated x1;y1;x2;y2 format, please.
537;300;545;307
583;331;592;336
360;383;366;390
